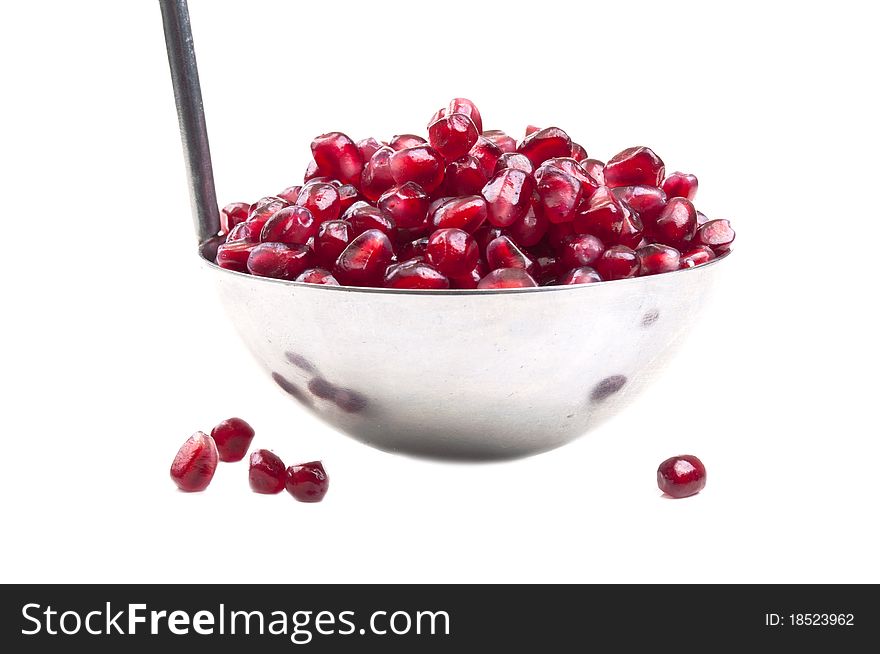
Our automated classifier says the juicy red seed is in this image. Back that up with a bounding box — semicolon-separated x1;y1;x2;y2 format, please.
398;237;429;261
277;185;302;204
286;461;329;502
661;172;699;200
525;125;541;137
390;145;445;193
443;156;487;195
506;201;548;247
310;132;363;186
210;417;255;463
247;242;313;280
226;221;259;243
595;245;640;280
337;184;360;213
342;201;396;237
517;127;572;167
378;182;430;229
481;129;517;153
697;211;710;225
611;185;667;226
220;202;249;235
477;267;538;289
447;97;483;134
469;137;504;179
655;197;697;247
216;241;258;272
357;137;384;163
559;266;602;285
295;183;341;223
170;432;218;492
260;206;318;245
604;146;665;188
558;234;605;269
473;225;503;257
449;260;486;289
546;221;576;248
482;168;536;227
389;134;427;150
532;253;561;285
536;157;600;198
679;245;716;269
296;267;340;285
360;146;396;202
428;113;479;161
573;187;643;248
427;106;446;127
581;159;606;186
486;235;535;273
697;219;735;251
314;220;351;268
384;259;450;289
248;449;286;494
495;152;534;175
303;159;326;183
430;195;488;233
570;142;589;162
249;196;289;221
657;455;706;498
637;243;681;275
426;228;479;276
535;167;583;224
333;229;394;286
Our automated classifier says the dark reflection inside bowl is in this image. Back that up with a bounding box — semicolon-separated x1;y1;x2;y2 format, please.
591;375;628;402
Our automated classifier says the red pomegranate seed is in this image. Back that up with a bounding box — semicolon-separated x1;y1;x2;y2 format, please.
333;229;394;286
506;201;548;247
342;201;396;237
637;243;681;275
481;168;536;227
573;187;643;248
611;185;667;227
220;202;249;235
595;245;640;280
657;454;706;498
310;132;363;186
546;221;576;248
661;171;698;200
389;134;427;151
581;159;606;185
247;242;313;280
449;260;486;289
654;197;697;247
427;106;446;127
469;137;504;179
303;159;324;183
398;237;429;261
357;137;384;162
428;113;479;161
286;461;329;503
559;266;602;285
696;219;735;251
696;210;710;225
296;267;340;284
378;182;430;229
604;146;665;188
360;146;396;202
535;167;583;224
210;417;255;463
430;195;488;233
481;129;517;153
426;228;479;276
260;206;318;245
570;142;589;162
679;245;716;269
537;157;600;199
248;449;286;494
295;182;341;223
517;127;572;167
170;432;218;492
558;234;605;269
390;145;445;193
277;186;302;204
525;125;541;137
477;267;538;289
486;235;536;273
495;152;534;174
314;220;351;268
447;98;483;133
473;224;503;256
443;155;487;195
337;184;360;213
249;196;289;222
384;259;450;289
532;252;561;285
216;240;258;272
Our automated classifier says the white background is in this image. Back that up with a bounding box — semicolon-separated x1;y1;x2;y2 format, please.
1;0;878;584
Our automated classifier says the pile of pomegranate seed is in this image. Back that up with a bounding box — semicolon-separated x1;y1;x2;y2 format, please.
216;99;734;288
657;454;707;498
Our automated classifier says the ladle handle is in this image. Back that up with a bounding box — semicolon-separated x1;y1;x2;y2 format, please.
159;0;219;243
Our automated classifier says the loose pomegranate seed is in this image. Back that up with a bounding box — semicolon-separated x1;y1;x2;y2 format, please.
260;206;319;245
342;201;396;237
210;417;255;463
477;267;538;289
427;106;446;127
333;229;394;286
303;159;325;183
337;184;360;213
314;220;351;268
481;129;517;153
595;245;640;280
570;142;589;162
447;97;483;133
384;259;450;289
546;221;576;248
537;157;600;199
249;449;286;494
426;228;479;276
473;224;503;257
581;159;606;185
517;127;572;167
449;260;486;289
216;241;258;272
378;182;430;229
430;195;488;233
360;146;396;202
390;145;445;193
310;132;363;186
604;146;665;188
295;182;341;223
495;152;534;175
220;202;249;235
611;185;667;227
357;137;384;163
277;186;302;204
506;201;549;247
247;242;313;280
285;461;329;503
486;235;536;273
657;454;706;498
558;234;605;269
637;243;681;275
559;266;602;285
573;187;643;248
296;268;340;285
443;155;487;195
654;197;697;247
525;125;541;137
482;168;536;227
535;167;583;224
389;134;427;150
469;137;504;179
249;196;289;222
170;432;218;492
679;245;716;269
396;237;427;262
696;219;735;251
661;171;698;200
532;250;561;285
696;210;710;225
428;113;479;161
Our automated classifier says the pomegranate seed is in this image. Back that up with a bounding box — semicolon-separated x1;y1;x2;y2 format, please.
210;417;255;463
447;98;483;133
546;221;576;248
525;125;541;137
637;244;681;275
390;145;445;193
611;185;667;227
581;159;606;185
170;432;218;492
427;106;446;127
286;461;329;503
473;224;503;257
469;137;504;179
447;260;484;289
220;202;249;235
573;187;643;248
295;183;341;223
360;146;396;202
430;195;488;233
314;220;351;268
696;210;710;225
426;228;479;276
378;182;430;229
558;234;605;269
277;186;302;204
696;219;735;251
495;152;534;175
389;134;427;150
249;196;289;222
532;250;561;285
486;235;536;273
333;229;394;286
481;129;517;153
535;167;583;224
537;157;600;198
661;172;698;200
477;267;538;289
428;113;479;161
260;206;318;245
443;155;487;195
517;127;572;167
216;240;258;272
558;266;602;285
604;146;665;188
337;184;360;213
482;168;536;227
296;268;340;284
248;449;286;494
310;132;363;186
357;137;384;162
654;197;697;247
342;201;396;237
657;454;706;498
679;245;716;269
570;142;589;162
506;201;548;247
399;237;429;261
595;245;640;280
247;242;313;280
384;259;450;289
